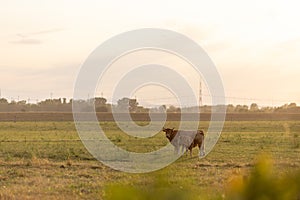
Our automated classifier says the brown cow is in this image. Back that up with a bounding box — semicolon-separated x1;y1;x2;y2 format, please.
162;127;205;157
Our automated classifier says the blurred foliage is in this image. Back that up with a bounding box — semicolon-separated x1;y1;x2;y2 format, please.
227;155;300;200
105;155;300;200
104;175;193;200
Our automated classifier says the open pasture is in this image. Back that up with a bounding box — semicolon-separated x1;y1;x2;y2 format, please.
0;120;300;199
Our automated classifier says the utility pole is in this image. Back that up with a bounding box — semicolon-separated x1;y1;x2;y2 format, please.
199;80;203;107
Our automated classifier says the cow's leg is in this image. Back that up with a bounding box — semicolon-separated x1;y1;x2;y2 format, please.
181;145;187;156
185;148;189;157
185;146;190;157
199;141;205;157
177;146;182;155
181;146;186;156
174;146;179;155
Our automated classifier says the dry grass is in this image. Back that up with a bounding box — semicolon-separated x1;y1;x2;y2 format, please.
0;121;300;199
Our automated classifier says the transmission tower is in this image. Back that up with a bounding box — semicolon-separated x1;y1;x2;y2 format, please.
199;80;203;107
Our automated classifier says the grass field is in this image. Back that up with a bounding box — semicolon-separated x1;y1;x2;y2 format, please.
0;121;300;199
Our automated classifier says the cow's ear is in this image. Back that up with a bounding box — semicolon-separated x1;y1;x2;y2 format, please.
172;127;175;131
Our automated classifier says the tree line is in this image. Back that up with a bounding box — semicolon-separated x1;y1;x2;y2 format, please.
0;97;299;113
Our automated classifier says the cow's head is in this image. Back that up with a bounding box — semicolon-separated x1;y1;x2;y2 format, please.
162;127;175;140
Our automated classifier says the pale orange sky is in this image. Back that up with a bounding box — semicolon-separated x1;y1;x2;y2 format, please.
0;0;299;106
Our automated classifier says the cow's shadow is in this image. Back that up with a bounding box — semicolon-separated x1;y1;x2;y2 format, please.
177;155;201;162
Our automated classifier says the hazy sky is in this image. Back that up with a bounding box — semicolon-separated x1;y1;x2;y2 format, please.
0;0;300;106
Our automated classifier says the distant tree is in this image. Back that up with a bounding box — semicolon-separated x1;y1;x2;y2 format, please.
235;105;249;112
94;97;107;105
17;100;26;105
135;106;149;113
288;103;297;108
226;104;235;112
117;98;138;112
275;104;290;112
250;103;259;112
261;106;275;113
281;104;289;109
159;105;167;112
214;105;227;112
117;98;129;111
128;99;138;112
286;103;299;113
200;105;212;113
39;99;52;105
167;105;181;113
90;97;108;112
53;98;62;105
9;100;17;105
243;105;249;112
0;98;8;104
